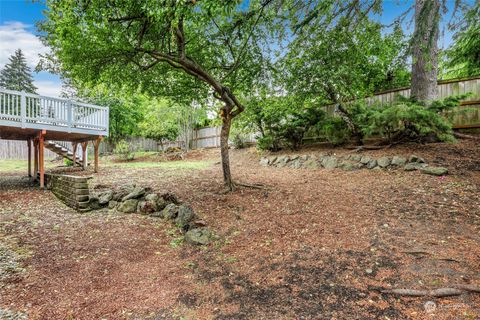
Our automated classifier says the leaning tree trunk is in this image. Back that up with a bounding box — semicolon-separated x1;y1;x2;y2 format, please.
220;113;234;190
411;0;440;102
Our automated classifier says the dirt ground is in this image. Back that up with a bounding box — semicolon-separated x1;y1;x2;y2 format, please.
0;140;479;319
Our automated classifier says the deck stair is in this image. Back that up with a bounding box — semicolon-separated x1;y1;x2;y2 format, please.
45;141;85;166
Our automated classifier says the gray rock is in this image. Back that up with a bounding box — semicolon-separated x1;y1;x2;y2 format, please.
350;154;362;162
122;186;146;202
289;159;302;169
145;193;159;202
108;200;118;209
377;157;391;168
322;156;338;169
117;199;139;213
290;155;299;161
421;166;448;176
259;157;269;166
409;154;426;163
138;199;157;214
175;205;196;230
404;163;427;171
88;196;101;210
269;156;278;164
366;159;377;169
391;156;407;166
339;161;362;171
303;159;319;169
276;156;290;167
112;184;135;201
185;227;212;245
299;155;309;161
360;156;372;165
98;190;113;205
162;203;179;219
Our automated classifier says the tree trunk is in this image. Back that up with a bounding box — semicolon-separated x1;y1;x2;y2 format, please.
411;0;440;102
220;114;234;191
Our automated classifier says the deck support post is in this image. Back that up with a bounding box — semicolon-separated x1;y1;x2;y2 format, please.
38;130;46;188
27;139;32;177
93;137;102;173
33;138;39;180
81;142;88;170
72;142;78;167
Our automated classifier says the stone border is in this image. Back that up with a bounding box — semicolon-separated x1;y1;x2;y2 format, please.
260;154;448;176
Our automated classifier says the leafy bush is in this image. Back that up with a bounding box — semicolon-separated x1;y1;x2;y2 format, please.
114;139;135;161
64;158;74;166
321;116;351;146
367;95;465;143
232;133;247;149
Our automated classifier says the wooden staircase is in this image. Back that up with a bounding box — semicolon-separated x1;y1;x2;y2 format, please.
45;141;83;166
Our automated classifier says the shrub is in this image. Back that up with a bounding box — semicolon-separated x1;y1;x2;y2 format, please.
367;95;466;143
232;133;247;149
114;139;135;161
64;158;74;166
321;116;351;146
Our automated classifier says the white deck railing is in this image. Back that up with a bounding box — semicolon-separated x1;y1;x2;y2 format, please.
0;88;109;135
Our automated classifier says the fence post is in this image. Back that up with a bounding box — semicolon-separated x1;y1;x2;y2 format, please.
67;101;72;132
20;91;26;128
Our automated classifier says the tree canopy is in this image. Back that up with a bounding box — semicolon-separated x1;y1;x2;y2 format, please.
0;49;37;93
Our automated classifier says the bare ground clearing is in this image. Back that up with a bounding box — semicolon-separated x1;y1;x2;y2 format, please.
0;140;479;319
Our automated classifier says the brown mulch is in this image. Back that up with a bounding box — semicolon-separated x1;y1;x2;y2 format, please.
0;140;479;319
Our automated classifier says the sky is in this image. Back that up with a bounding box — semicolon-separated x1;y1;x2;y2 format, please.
0;0;470;98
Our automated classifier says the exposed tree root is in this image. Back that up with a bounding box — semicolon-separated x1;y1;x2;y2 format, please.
347;145;385;152
453;132;480;140
375;284;480;297
218;181;267;194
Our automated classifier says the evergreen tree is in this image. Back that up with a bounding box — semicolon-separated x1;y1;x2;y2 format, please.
0;49;37;93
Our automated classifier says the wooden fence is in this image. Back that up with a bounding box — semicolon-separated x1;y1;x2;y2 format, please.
325;76;480;128
0;140;56;160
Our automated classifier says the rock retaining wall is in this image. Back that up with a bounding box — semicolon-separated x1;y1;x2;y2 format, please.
44;173;91;212
260;154;449;176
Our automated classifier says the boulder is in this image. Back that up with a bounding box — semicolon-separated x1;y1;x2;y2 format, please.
145;193;159;203
276;156;290;167
339;161;362;171
122;187;146;202
112;184;135;201
421;167;448;176
408;154;426;163
303;159;319;169
404;163;427;171
162;203;179;219
259;157;270;166
117;199;139;213
161;192;180;205
185;228;212;245
88;196;102;210
350;154;362;162
108;200;118;209
175;205;196;230
289;159;302;169
322;156;338;169
98;190;113;205
366;159;377;169
377;157;391;168
138;200;157;214
391;156;407;166
360;156;372;165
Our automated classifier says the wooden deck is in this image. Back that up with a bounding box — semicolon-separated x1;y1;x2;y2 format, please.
0;88;109;187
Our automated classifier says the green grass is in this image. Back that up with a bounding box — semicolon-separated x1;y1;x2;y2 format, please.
104;160;213;170
0;160;56;172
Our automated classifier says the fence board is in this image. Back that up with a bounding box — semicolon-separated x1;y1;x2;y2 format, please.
0;140;56;160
